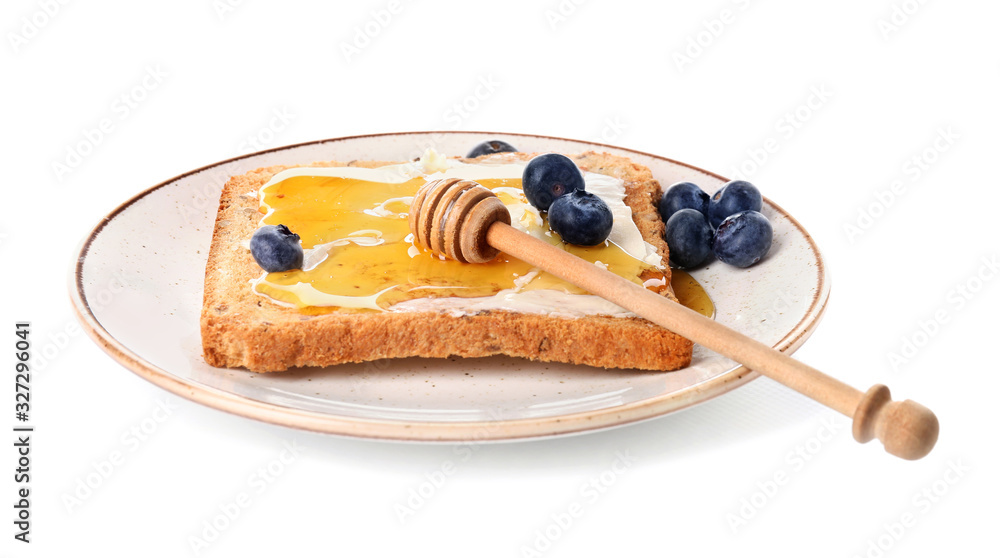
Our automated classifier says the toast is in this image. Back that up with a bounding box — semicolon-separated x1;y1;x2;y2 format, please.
200;151;693;372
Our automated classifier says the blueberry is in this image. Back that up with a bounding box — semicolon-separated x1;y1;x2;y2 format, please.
664;209;713;269
466;140;518;158
707;180;763;228
250;224;304;272
522;153;585;211
712;210;772;268
659;182;709;223
548;190;613;246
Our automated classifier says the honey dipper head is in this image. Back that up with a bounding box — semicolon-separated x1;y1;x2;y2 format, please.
409;178;511;263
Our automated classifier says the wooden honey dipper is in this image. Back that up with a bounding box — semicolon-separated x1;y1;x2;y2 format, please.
410;178;939;460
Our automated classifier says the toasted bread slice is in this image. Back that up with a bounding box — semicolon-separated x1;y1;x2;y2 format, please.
200;151;693;372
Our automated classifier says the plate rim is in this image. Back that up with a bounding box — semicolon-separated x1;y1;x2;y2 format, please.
69;130;830;442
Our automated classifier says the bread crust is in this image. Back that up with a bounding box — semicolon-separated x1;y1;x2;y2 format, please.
200;151;693;372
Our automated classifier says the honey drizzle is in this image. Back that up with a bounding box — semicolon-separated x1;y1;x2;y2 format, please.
253;173;713;318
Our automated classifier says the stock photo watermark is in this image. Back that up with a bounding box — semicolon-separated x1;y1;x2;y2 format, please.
589;116;627;145
61;399;180;514
188;440;305;555
340;0;404;64
742;289;797;342
671;0;753;72
236;106;295;154
213;0;248;20
886;254;997;372
843;126;958;243
728;85;834;182
406;74;503;160
177;164;241;225
850;458;969;558
35;270;131;373
726;414;847;534
443;75;501;128
544;0;587;30
7;0;71;54
877;0;930;41
519;450;638;557
393;461;457;523
394;409;507;523
51;64;168;182
29;320;81;374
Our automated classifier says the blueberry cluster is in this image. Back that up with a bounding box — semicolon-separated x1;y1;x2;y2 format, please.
470;141;613;246
658;180;772;269
522;153;613;246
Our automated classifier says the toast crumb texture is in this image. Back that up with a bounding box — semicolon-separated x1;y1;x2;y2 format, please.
200;151;693;372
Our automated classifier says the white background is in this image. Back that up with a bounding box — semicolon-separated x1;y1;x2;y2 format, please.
3;0;998;556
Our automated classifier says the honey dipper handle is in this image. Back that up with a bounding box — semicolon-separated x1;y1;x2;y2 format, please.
486;223;939;460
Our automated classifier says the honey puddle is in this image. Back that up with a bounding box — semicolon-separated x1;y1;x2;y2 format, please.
670;269;715;318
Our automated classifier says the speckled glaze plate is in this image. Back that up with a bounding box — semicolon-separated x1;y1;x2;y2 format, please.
70;132;829;441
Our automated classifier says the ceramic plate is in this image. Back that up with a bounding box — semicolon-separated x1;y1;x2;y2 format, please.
70;132;829;441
